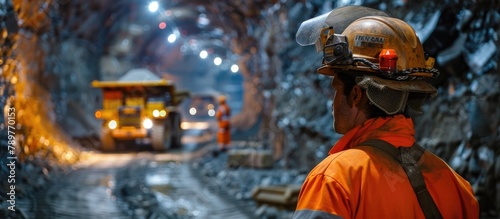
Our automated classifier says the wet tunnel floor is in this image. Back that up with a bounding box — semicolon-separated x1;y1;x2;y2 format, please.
23;151;256;219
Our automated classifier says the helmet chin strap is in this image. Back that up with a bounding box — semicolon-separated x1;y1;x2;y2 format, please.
351;106;360;129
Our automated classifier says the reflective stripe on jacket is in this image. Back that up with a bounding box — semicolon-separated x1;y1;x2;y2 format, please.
294;115;479;219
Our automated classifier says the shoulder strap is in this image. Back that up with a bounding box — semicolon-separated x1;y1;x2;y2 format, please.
360;139;443;219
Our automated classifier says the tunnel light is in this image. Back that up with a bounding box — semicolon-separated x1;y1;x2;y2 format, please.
143;118;153;129
10;76;17;84
64;151;74;161
153;109;160;118
167;34;177;43
213;57;222;66
148;1;159;12
199;50;208;59
231;64;239;73
108;120;117;130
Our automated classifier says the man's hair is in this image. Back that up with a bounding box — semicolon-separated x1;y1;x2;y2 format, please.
336;72;403;119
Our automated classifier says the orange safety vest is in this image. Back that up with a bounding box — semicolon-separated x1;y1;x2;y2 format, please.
294;115;479;219
216;103;231;144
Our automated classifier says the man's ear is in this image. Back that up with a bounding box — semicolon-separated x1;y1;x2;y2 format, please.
349;85;364;108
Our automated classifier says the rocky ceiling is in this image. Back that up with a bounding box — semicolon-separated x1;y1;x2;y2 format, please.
49;0;287;70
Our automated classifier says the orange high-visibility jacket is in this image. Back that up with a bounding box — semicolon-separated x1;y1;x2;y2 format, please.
294;115;479;219
216;103;231;144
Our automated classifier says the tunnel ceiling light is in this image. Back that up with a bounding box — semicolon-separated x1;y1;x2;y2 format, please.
231;64;239;73
199;50;208;59
167;34;177;43
149;1;159;12
214;57;222;66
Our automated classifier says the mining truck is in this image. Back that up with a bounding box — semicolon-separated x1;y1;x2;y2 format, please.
92;69;189;152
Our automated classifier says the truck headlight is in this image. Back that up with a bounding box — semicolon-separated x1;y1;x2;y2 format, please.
143;118;153;129
108;120;117;129
189;107;197;115
153;110;160;118
208;109;215;117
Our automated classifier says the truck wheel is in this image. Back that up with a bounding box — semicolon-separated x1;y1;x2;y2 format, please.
152;122;172;151
101;128;116;152
170;112;182;148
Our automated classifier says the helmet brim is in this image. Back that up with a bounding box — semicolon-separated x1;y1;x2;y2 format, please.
317;66;437;94
317;65;335;76
316;64;376;76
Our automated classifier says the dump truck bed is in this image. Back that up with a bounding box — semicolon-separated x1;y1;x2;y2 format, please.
91;80;173;88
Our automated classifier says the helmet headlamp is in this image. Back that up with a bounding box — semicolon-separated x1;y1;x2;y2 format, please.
323;33;352;65
318;27;353;66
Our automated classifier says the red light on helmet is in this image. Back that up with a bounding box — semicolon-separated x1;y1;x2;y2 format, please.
379;49;398;72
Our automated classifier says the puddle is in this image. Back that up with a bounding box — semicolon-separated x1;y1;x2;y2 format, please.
145;170;175;195
150;184;174;195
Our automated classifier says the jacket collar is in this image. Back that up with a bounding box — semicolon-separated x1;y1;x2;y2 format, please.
329;114;415;155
